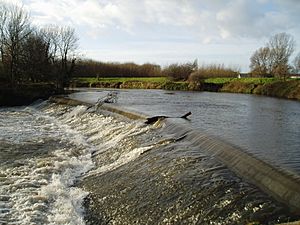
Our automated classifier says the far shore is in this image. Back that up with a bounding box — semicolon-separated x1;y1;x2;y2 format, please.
69;77;300;101
1;77;299;107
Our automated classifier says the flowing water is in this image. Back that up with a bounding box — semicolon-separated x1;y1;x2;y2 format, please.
70;89;300;175
0;102;94;224
0;90;300;224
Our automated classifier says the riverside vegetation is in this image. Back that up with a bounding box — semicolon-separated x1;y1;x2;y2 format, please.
0;2;77;106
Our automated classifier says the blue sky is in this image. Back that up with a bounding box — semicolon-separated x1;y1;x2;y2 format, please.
16;0;300;71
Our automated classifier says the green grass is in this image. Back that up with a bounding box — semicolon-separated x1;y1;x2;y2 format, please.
204;77;278;84
75;77;281;85
74;77;169;83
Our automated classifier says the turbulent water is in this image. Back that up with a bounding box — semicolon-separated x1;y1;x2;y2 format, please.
0;99;299;224
0;102;95;224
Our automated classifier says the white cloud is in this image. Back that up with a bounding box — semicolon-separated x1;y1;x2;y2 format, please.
17;0;300;70
21;0;299;42
143;0;197;26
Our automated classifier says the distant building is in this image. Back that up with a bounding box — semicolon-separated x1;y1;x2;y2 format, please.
237;73;250;78
290;74;300;79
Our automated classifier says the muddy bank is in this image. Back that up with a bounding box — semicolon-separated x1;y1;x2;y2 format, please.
0;83;63;106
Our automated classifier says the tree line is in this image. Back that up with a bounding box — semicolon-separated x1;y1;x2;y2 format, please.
73;59;162;78
0;2;78;88
73;59;239;81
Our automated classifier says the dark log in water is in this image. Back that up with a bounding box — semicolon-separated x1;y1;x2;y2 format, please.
145;111;192;124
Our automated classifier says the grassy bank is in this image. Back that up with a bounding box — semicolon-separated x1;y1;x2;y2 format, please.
205;77;277;84
214;78;300;100
74;77;168;83
70;77;300;101
70;77;189;90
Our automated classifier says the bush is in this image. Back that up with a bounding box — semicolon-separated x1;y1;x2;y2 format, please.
162;62;197;81
188;64;238;82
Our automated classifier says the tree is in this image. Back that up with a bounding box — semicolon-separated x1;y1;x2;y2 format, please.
39;25;78;88
57;26;78;87
268;32;295;79
250;47;271;77
20;30;52;82
250;33;296;79
41;25;60;64
0;3;7;80
1;3;31;84
0;3;7;64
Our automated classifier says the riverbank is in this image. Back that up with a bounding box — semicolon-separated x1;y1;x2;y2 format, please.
70;77;300;101
0;83;63;106
221;80;300;100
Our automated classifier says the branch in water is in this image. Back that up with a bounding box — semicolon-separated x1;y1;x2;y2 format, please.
145;112;191;124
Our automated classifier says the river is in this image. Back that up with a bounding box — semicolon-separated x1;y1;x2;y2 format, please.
0;89;299;224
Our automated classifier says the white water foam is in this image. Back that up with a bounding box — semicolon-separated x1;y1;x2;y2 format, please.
0;103;164;224
86;145;154;177
0;104;95;224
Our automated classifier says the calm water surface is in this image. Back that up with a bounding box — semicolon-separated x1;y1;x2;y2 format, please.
70;89;300;175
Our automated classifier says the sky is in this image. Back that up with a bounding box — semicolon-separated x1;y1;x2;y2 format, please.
14;0;300;71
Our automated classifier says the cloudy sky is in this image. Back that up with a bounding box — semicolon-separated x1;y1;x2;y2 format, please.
17;0;300;71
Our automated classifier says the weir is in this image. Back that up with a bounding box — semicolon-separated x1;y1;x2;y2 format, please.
49;96;300;215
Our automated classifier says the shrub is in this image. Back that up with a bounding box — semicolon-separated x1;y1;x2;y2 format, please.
188;64;238;84
162;61;197;81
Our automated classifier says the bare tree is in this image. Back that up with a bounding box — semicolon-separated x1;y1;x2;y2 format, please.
268;32;295;79
1;3;31;84
41;25;60;64
0;3;7;79
250;47;272;77
55;26;78;87
58;27;78;72
250;33;296;79
39;25;78;88
20;30;53;82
